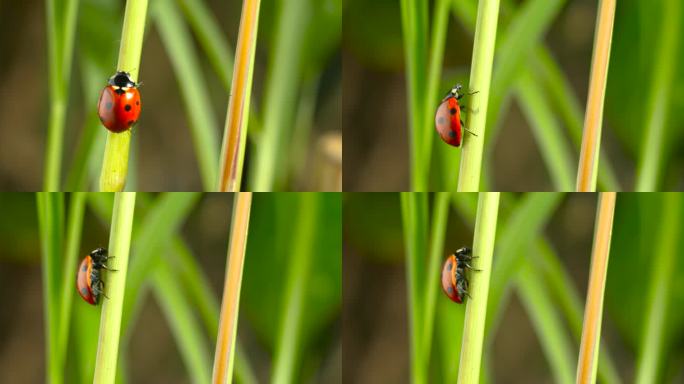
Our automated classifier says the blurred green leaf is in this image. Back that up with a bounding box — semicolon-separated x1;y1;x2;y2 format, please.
241;193;341;380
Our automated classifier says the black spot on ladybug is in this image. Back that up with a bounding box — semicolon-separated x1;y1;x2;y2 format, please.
136;101;140;105
450;108;457;115
114;88;125;95
106;102;113;110
437;117;446;125
125;104;132;111
448;131;456;138
128;120;135;126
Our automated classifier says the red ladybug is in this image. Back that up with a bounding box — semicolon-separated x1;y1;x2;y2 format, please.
441;247;477;303
76;247;114;305
97;71;141;133
434;84;477;147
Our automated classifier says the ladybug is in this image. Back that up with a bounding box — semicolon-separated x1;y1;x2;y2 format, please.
441;247;477;303
76;247;115;305
434;84;478;147
97;71;142;133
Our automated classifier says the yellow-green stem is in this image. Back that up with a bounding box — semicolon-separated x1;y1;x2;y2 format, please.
99;0;149;191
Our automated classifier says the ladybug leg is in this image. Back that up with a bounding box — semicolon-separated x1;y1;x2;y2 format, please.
463;126;478;137
100;264;118;272
98;280;109;300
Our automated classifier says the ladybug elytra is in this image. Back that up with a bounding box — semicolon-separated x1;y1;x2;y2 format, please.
97;71;142;133
434;84;478;147
441;247;478;303
76;247;115;305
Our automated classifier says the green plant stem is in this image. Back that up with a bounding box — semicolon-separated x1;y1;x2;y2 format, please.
421;192;450;370
635;193;681;383
153;259;212;384
400;193;429;384
272;194;319;384
457;1;500;191
399;0;429;191
154;0;220;190
458;192;499;383
57;192;86;370
43;0;79;191
37;193;65;384
518;261;574;384
422;0;451;188
516;71;575;190
251;0;309;191
99;0;149;191
635;0;680;191
533;240;622;384
178;0;234;90
93;192;136;384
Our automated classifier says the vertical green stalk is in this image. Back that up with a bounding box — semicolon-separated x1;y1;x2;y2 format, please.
421;192;450;370
154;0;220;190
634;0;679;191
43;0;79;191
99;0;149;191
57;192;87;371
37;193;65;384
457;1;500;191
635;193;681;383
400;0;428;191
251;0;309;191
93;192;136;384
272;194;319;384
401;193;429;384
458;192;499;383
424;0;452;189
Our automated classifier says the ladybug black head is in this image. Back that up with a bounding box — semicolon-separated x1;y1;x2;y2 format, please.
90;247;108;262
109;71;136;88
450;84;463;98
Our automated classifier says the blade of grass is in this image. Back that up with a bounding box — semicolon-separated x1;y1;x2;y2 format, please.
635;193;681;383
577;192;616;383
516;71;575;190
57;192;86;372
213;193;253;383
422;0;451;189
154;0;220;190
533;240;622;384
576;0;616;191
400;192;429;384
93;192;136;384
517;261;575;384
43;0;79;191
153;258;212;384
532;48;620;191
634;0;680;191
458;192;499;383
178;0;235;90
456;0;500;191
485;193;563;333
400;0;429;191
122;193;201;330
37;193;65;384
99;0;149;191
271;194;319;384
217;0;261;191
421;192;451;371
250;0;310;191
